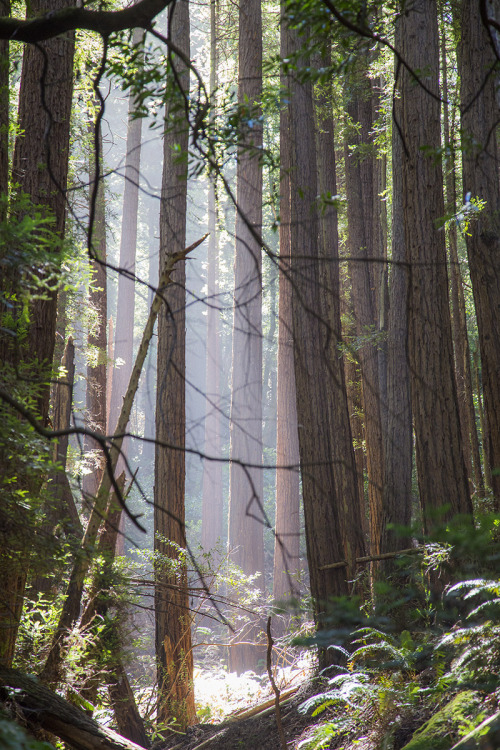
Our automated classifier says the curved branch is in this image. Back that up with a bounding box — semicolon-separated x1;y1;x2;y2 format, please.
0;0;171;43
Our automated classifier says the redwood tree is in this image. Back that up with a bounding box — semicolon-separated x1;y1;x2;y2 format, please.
459;0;500;508
154;0;196;728
227;0;265;674
344;66;385;557
0;0;74;667
287;19;365;664
400;0;472;527
83;113;108;501
273;7;300;606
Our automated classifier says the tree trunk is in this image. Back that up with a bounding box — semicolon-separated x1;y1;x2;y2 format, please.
474;347;492;488
227;0;265;674
314;45;366;560
382;18;413;556
287;20;365;667
11;0;74;424
0;0;75;668
459;0;500;508
108;27;144;474
201;0;223;557
273;8;300;607
84;113;108;501
40;337;82;562
400;0;472;528
341;288;367;531
344;72;385;556
441;28;483;497
154;0;196;728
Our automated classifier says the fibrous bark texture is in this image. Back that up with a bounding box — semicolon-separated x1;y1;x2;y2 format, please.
382;18;412;554
84;115;108;501
344;68;385;557
287;22;365;666
11;0;74;423
400;0;472;527
273;4;300;607
228;0;265;674
459;0;500;507
154;0;196;728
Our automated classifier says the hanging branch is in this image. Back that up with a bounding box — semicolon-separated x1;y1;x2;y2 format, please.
319;547;421;571
40;234;208;688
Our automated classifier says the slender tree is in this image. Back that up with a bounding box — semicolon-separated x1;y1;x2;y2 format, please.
108;27;144;474
382;18;412;554
344;69;385;556
83;113;108;501
441;25;483;496
399;0;472;527
154;0;196;728
273;7;300;606
201;0;223;556
227;0;265;674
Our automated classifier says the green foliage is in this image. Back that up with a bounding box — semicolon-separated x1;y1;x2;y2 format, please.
0;713;55;750
400;691;483;750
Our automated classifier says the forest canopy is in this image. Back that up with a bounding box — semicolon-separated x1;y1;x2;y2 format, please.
1;0;500;748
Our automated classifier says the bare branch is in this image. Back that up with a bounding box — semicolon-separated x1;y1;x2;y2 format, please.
0;0;172;43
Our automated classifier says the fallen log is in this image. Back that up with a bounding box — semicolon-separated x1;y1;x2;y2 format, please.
225;686;298;722
0;667;148;750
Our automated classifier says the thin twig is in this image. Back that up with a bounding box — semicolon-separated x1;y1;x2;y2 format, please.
266;617;288;750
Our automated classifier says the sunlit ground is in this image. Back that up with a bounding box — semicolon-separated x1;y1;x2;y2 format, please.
194;651;313;723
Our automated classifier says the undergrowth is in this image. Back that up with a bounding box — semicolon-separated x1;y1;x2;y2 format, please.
296;519;500;750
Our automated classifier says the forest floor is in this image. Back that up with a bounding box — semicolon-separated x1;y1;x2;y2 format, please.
160;675;324;750
157;660;500;750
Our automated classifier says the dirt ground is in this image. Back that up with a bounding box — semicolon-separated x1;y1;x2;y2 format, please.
158;681;320;750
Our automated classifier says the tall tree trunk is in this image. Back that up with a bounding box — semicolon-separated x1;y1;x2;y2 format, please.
344;70;385;556
314;47;367;554
154;0;195;728
0;0;74;668
287;21;365;668
84;114;108;501
10;0;74;423
441;27;483;496
108;27;144;471
227;0;265;674
382;20;412;554
201;0;223;557
273;8;300;607
400;0;472;528
459;0;500;508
